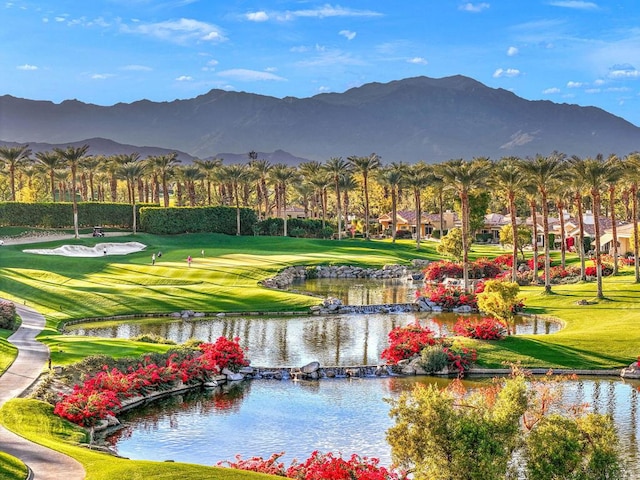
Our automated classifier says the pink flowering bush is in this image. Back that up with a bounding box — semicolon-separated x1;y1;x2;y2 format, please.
422;284;478;310
219;450;403;479
380;323;437;363
453;316;506;340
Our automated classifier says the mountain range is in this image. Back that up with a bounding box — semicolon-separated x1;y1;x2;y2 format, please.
1;75;639;164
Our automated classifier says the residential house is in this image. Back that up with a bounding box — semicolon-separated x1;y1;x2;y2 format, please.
378;210;458;238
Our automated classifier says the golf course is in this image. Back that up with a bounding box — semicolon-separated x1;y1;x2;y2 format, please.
1;229;639;479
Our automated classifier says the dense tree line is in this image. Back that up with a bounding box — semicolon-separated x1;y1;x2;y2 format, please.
1;144;640;297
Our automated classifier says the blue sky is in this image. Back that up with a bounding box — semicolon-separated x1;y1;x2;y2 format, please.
3;1;640;126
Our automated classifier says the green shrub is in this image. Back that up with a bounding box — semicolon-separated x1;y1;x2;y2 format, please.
139;206;257;235
0;301;17;330
131;334;176;345
419;344;449;373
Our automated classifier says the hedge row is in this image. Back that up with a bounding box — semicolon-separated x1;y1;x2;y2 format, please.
0;202;147;228
139;206;257;235
254;218;333;238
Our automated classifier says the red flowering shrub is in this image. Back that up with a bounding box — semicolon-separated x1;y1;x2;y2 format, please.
422;284;478;310
54;337;249;427
220;451;402;479
424;261;463;281
453;316;506;340
199;336;249;372
527;258;547;270
442;342;477;376
380;323;437;363
493;254;513;267
585;265;613;277
469;258;503;279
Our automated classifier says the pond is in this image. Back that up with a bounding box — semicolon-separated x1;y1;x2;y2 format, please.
105;376;640;477
67;312;560;367
287;277;421;305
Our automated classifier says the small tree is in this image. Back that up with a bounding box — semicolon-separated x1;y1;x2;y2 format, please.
437;227;463;260
499;223;532;260
476;280;522;335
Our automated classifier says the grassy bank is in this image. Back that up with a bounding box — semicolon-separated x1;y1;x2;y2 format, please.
0;233;637;369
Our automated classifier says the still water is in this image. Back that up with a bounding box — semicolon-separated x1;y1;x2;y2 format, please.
287;277;421;305
106;376;640;475
67;312;560;367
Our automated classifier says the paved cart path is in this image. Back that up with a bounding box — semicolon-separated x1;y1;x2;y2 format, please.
0;303;85;480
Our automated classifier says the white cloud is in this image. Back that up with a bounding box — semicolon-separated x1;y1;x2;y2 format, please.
176;75;193;81
585;88;601;93
217;69;286;81
318;86;331;93
290;45;309;53
408;57;428;65
608;64;640;79
17;64;38;71
543;87;561;94
493;68;521;78
264;66;278;72
507;46;518;56
297;50;366;67
54;16;66;22
246;11;269;22
549;1;598;10
91;73;114;80
339;29;356;40
124;18;226;44
459;3;490;13
593;79;606;86
267;5;382;21
566;81;584;88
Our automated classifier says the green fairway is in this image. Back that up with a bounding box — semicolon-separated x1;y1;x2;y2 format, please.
1;232;639;480
0;233;637;369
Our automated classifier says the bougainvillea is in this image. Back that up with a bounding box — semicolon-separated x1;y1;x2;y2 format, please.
422;284;478;310
380;323;437;363
219;451;402;479
54;336;249;428
452;316;507;340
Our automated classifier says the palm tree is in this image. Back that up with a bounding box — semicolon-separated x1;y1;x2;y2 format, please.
519;153;565;293
270;164;299;237
299;161;325;219
377;163;406;242
80;155;102;201
248;158;272;219
441;158;492;292
339;172;358;236
348;153;381;240
0;144;31;201
604;154;623;275
324;157;352;240
568;156;589;281
180;166;204;206
306;168;331;229
221;164;248;236
623;153;640;283
149;153;180;207
35;150;60;202
403;162;432;250
491;157;528;281
54;145;89;238
117;161;146;234
580;155;610;299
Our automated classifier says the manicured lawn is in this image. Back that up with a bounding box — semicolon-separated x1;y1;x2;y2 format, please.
0;399;278;480
0;329;17;376
0;233;637;369
1;232;638;479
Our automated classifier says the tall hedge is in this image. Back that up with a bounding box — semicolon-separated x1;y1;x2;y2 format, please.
0;202;148;228
139;206;257;235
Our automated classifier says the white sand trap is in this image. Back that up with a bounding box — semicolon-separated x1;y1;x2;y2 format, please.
24;242;147;257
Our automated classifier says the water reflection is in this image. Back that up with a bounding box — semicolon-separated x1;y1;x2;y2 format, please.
106;376;640;477
68;312;560;367
288;277;420;305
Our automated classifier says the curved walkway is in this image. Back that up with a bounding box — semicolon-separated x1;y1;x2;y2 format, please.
0;303;85;480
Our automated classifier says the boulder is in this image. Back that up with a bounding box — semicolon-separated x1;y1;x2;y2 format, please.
301;361;320;374
621;362;640;379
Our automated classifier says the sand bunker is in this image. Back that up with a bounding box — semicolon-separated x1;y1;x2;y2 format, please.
23;242;147;257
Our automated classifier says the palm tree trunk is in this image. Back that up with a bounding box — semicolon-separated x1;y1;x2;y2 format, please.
461;191;470;292
391;189;397;243
633;184;639;283
575;193;587;281
593;192;603;299
558;201;566;269
530;200;540;285
509;192;518;282
541;192;552;293
609;186;619;275
363;174;370;240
